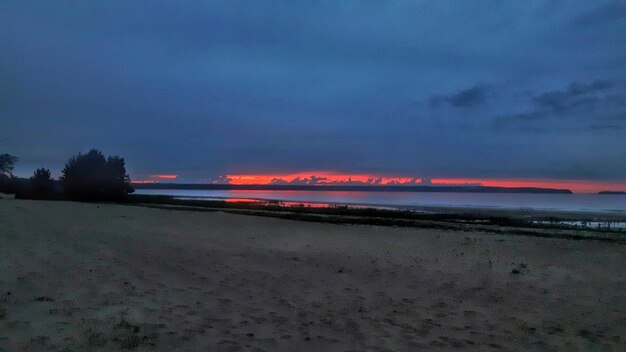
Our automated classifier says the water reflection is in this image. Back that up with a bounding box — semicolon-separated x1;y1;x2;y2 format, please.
175;196;387;209
135;189;626;213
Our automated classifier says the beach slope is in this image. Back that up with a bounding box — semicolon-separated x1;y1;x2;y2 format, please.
1;199;624;351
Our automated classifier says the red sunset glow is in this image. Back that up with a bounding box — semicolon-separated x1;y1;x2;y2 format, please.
222;172;626;193
131;174;178;184
149;174;178;179
224;172;419;186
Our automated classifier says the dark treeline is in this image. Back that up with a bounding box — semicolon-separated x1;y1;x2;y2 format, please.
0;149;133;201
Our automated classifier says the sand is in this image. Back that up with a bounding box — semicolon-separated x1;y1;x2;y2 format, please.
1;199;625;351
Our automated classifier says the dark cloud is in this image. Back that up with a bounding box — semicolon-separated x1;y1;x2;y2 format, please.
532;80;616;112
492;78;626;137
430;84;492;108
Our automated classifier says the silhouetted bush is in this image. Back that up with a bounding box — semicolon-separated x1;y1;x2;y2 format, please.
60;149;134;201
0;176;25;195
30;168;55;195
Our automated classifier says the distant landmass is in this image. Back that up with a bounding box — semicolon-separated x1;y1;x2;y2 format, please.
598;191;626;195
134;183;573;194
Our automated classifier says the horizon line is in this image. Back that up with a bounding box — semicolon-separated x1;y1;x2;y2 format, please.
128;172;626;193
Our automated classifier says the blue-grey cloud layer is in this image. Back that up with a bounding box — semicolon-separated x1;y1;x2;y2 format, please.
1;1;625;181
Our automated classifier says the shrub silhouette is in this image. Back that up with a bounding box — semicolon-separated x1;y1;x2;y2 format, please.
30;168;55;195
60;149;134;200
0;176;23;194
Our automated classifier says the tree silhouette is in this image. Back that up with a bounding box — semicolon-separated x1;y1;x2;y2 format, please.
0;153;19;194
30;168;54;195
0;153;18;178
60;149;134;200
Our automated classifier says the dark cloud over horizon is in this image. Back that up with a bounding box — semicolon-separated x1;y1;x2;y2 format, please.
1;1;625;182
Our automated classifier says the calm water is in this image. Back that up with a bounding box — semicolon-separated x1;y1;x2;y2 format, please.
135;189;626;214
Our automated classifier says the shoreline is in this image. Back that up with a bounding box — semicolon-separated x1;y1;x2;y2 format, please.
125;194;626;236
132;189;626;219
7;192;626;236
7;190;626;220
171;194;626;220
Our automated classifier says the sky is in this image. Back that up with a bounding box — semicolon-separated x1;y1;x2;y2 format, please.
1;1;625;192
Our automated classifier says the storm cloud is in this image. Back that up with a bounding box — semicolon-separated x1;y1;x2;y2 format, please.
1;1;625;182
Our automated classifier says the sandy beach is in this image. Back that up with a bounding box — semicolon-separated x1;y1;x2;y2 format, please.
1;199;625;351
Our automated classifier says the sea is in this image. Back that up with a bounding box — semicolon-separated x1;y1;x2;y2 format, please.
134;189;626;214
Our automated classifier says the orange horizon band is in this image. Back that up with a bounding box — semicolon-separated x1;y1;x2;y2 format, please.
220;173;626;193
129;172;626;193
149;174;178;179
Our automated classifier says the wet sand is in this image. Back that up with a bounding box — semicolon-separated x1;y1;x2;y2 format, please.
1;199;625;351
